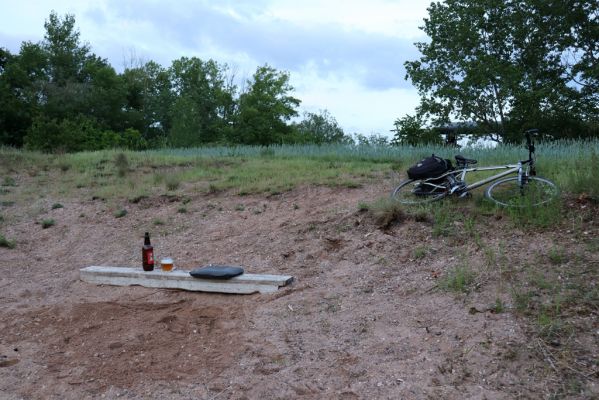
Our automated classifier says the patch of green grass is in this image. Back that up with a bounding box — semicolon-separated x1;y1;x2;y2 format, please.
234;204;245;211
41;219;55;229
439;263;477;293
547;246;567;265
432;206;457;237
153;219;165;225
114;209;128;218
504;198;563;229
51;203;64;209
491;298;506;313
0;234;15;248
413;246;427;259
2;176;16;186
177;207;187;214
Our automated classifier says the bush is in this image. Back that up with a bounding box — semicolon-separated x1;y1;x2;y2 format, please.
24;116;148;153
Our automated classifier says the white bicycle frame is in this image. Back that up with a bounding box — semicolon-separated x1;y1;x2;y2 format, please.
423;161;528;193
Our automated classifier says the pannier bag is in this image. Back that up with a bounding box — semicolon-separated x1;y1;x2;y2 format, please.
407;154;452;180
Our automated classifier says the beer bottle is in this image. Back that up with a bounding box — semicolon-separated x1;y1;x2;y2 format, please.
142;232;154;271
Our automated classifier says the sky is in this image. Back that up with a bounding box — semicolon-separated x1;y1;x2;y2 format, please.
0;0;431;137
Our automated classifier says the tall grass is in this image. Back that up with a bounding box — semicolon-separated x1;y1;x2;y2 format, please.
1;139;598;198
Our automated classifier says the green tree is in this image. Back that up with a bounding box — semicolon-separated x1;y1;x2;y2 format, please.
234;65;300;145
122;61;173;143
391;114;442;145
292;110;350;144
405;0;595;142
167;57;235;147
0;44;47;146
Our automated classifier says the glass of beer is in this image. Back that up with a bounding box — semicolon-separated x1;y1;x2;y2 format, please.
160;257;174;272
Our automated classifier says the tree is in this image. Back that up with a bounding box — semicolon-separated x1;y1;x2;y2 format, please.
391;114;442;145
167;57;235;146
235;65;300;145
292;110;351;144
404;0;596;142
122;61;173;142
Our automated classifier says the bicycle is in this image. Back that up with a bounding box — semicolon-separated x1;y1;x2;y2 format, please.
391;129;559;207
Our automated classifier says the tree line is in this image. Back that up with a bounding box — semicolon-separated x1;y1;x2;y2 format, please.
0;12;354;152
394;0;598;145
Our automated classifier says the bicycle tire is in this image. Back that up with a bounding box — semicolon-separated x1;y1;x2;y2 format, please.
391;179;449;205
484;176;558;207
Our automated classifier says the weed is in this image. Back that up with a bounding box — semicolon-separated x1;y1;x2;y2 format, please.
177;207;187;214
439;263;476;293
0;234;15;248
234;204;245;211
153;219;165;225
432;206;456;237
357;202;369;212
367;198;406;229
51;203;64;209
547;246;566;265
2;176;16;186
41;219;55;229
293;203;299;210
114;209;128;218
114;153;129;177
165;174;181;191
491;298;505;313
512;288;534;313
413;246;427;259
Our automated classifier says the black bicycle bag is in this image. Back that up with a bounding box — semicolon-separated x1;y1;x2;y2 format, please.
407;154;452;180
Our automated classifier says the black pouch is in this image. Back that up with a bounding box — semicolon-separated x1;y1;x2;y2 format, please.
407;154;451;180
189;265;244;279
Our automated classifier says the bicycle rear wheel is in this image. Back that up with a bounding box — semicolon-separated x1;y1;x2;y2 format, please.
391;179;449;205
485;176;558;207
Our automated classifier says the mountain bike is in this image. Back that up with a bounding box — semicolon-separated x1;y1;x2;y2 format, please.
391;129;559;207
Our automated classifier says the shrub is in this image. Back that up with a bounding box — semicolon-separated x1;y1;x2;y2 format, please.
0;234;15;248
41;219;55;229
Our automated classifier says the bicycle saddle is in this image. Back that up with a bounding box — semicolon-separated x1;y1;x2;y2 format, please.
455;155;477;165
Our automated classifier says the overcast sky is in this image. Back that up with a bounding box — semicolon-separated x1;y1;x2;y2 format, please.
0;0;431;136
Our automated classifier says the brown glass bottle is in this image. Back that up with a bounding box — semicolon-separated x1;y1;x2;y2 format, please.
142;232;154;271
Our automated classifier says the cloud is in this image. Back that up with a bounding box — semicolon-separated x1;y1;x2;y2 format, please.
100;0;423;90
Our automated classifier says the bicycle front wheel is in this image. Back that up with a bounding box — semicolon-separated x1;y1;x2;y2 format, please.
391;179;448;205
485;176;558;207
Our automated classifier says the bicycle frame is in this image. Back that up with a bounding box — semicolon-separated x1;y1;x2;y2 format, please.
423;160;531;194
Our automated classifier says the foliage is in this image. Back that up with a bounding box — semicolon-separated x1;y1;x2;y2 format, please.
292;110;353;144
234;65;300;145
391;114;442;145
405;0;599;143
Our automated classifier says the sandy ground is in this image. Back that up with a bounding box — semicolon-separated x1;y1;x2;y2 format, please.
0;177;597;399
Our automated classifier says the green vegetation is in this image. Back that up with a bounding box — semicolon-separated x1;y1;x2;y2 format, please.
439;263;477;294
51;203;63;209
402;0;598;145
0;234;15;248
41;219;55;228
0;12;355;152
114;209;127;218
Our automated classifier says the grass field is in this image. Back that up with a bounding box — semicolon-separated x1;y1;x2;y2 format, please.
1;139;598;201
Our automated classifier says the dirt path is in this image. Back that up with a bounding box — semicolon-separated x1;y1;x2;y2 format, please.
0;181;596;399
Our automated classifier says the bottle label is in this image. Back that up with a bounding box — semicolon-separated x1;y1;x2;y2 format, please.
146;250;154;265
